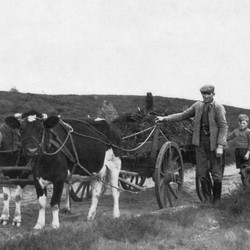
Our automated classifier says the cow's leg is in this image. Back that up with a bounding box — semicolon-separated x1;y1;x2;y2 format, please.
0;187;10;225
50;181;64;229
34;186;47;230
12;185;22;227
87;168;106;220
60;182;71;214
109;156;121;218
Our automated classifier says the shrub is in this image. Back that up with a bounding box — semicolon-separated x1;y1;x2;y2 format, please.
9;86;19;93
96;100;118;123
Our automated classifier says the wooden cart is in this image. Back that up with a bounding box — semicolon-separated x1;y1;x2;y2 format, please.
70;122;196;209
0;121;196;210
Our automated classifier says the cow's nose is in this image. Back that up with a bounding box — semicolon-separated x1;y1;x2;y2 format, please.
27;148;38;156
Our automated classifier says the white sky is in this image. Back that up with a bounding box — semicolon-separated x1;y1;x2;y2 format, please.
0;0;250;108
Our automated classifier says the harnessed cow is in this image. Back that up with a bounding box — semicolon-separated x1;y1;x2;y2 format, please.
5;110;122;229
0;122;28;227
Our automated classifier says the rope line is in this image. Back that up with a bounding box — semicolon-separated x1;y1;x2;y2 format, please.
159;129;169;141
43;127;73;156
122;126;155;140
120;125;157;152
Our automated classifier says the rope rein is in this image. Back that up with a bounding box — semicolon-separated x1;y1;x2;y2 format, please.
43;126;73;156
120;125;157;152
67;118;159;153
44;119;159;154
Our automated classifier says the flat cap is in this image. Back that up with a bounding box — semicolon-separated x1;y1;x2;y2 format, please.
200;84;215;93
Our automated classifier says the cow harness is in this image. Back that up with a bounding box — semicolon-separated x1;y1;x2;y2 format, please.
43;120;126;192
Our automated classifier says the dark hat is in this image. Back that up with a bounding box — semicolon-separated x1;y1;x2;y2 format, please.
200;84;215;93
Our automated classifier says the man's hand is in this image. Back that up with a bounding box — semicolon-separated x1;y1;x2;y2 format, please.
155;116;166;123
244;151;250;160
216;145;223;158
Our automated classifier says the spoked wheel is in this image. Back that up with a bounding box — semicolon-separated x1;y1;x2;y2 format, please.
69;181;92;202
155;141;184;208
119;172;147;192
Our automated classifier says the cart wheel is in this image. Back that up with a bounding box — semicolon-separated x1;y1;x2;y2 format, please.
69;181;91;202
155;141;184;208
119;173;146;192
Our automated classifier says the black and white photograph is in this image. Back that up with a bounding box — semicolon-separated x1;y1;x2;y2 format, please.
0;1;250;249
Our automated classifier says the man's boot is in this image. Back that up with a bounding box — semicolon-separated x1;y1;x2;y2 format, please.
201;180;212;203
240;171;246;190
213;181;222;207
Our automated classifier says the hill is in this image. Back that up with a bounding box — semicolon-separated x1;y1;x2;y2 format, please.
0;90;249;133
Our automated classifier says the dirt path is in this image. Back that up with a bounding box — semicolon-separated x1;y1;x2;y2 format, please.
183;164;240;202
0;164;242;240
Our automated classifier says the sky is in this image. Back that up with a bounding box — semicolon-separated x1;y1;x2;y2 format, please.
0;0;250;109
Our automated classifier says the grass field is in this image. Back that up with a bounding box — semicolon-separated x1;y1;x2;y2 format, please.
1;190;250;250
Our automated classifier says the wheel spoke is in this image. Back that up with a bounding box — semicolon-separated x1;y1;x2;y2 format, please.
159;176;165;188
69;181;91;201
130;176;134;183
136;176;140;185
119;173;146;192
163;156;167;171
166;186;172;206
168;148;172;166
166;167;181;176
172;155;180;164
163;184;168;206
86;184;91;198
75;182;84;194
167;183;178;199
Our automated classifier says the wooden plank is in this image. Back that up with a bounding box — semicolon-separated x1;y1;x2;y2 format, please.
119;170;141;176
0;167;32;171
118;177;146;191
68;175;91;183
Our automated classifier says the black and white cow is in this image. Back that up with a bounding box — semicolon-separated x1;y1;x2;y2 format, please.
0;122;28;227
5;110;122;229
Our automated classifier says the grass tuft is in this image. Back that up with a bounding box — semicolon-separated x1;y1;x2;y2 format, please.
96;214;160;243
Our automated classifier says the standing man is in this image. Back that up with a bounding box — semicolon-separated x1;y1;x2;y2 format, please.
155;85;228;206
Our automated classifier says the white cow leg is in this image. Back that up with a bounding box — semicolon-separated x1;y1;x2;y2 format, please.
51;204;60;229
87;178;103;220
110;157;121;218
13;186;22;227
34;194;47;229
0;187;10;225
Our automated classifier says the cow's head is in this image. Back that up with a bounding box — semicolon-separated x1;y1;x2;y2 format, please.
5;110;59;157
241;166;250;189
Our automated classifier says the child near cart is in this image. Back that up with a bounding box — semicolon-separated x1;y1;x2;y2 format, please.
227;114;250;188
